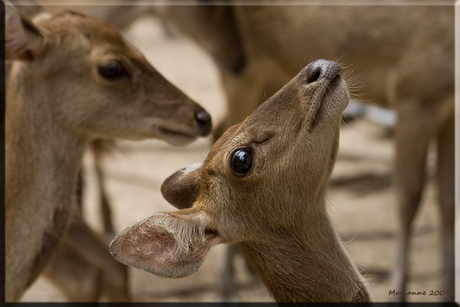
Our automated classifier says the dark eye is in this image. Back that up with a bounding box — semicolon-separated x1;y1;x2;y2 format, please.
98;61;127;80
230;149;253;175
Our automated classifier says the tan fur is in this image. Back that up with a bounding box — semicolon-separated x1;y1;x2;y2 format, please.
5;1;211;301
111;60;372;303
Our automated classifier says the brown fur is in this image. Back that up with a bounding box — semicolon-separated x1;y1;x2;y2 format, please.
5;1;211;301
111;60;372;303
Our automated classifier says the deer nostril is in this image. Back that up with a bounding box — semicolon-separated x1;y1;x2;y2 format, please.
307;69;321;83
195;111;212;136
305;59;342;84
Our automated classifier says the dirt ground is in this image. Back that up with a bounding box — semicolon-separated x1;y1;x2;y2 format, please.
20;15;449;303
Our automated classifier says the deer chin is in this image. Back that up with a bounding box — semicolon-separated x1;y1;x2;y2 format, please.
155;126;199;146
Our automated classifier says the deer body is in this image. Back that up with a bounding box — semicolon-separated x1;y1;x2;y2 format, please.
110;60;372;303
5;2;211;301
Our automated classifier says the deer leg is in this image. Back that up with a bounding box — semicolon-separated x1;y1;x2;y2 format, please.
389;106;432;301
43;240;103;302
43;215;130;302
436;113;455;301
94;158;115;237
89;140;116;237
221;244;239;301
76;169;84;214
65;214;131;302
221;244;261;301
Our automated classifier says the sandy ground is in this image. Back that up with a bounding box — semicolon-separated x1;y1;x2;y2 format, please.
20;16;449;303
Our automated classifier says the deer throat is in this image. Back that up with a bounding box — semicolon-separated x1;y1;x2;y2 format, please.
5;93;86;300
237;214;371;303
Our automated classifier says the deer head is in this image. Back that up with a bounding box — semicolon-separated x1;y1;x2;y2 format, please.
5;1;212;145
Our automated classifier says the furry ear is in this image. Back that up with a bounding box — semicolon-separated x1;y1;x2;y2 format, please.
109;210;220;278
5;2;45;61
161;163;202;209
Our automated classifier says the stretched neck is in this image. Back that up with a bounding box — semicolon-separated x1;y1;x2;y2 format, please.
238;204;371;303
5;66;86;300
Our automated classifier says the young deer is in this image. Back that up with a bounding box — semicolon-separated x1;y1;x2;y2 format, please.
152;3;454;300
110;60;372;303
5;1;212;301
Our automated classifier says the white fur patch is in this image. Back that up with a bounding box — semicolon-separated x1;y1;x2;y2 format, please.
179;162;202;180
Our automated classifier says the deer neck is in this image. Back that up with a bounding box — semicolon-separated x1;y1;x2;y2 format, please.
237;201;371;303
5;67;86;298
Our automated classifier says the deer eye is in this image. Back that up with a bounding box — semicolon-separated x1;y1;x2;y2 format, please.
98;61;127;80
230;148;253;176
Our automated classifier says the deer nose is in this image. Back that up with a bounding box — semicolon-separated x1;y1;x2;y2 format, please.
306;59;341;84
195;110;212;136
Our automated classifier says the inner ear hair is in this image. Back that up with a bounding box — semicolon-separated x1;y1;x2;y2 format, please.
5;4;44;62
110;211;219;279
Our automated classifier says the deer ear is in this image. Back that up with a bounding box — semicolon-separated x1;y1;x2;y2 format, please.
5;3;45;61
109;211;220;278
161;163;202;209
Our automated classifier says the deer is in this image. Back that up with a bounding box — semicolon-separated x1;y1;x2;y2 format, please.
109;59;373;303
4;0;212;301
150;2;454;301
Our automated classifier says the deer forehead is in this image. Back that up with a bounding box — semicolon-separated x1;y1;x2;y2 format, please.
39;11;143;61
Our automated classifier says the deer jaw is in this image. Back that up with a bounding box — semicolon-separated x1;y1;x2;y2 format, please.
111;60;370;302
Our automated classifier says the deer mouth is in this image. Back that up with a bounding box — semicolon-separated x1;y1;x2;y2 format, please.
156;126;198;145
